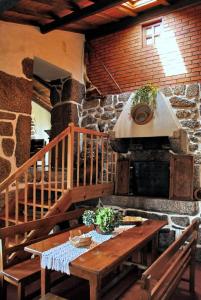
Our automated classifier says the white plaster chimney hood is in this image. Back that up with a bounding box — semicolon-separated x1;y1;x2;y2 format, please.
113;91;181;138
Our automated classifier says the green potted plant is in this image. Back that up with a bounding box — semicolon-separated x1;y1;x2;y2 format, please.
82;207;122;234
130;83;158;125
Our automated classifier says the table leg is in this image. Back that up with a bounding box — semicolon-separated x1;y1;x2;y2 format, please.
41;268;51;296
151;234;159;263
141;245;148;266
89;275;101;300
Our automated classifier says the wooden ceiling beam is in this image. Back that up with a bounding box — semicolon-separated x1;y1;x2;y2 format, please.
40;0;129;33
118;5;138;16
86;0;201;39
0;0;20;13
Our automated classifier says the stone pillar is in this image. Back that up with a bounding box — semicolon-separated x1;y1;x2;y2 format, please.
50;77;85;139
0;70;32;183
49;77;85;168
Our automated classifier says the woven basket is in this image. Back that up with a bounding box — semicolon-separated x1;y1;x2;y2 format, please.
131;103;154;125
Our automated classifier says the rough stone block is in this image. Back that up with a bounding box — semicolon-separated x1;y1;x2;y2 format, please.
186;83;199;98
115;103;124;109
100;95;113;107
180;120;200;129
118;92;132;103
15;115;31;167
104;106;114;112
189;143;198;152
176;109;191;119
62;79;85;104
83;99;99;110
171;216;190;227
170;96;196;108
0;122;13;136
51;103;78;138
194;130;201;137
173;85;186;96
0;157;11;183
81;115;97;127
194;153;201;164
161;87;173;97
0;111;16;120
0;70;32;114
101;112;115;120
2;138;14;157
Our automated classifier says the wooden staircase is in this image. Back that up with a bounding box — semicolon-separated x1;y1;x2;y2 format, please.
0;123;116;228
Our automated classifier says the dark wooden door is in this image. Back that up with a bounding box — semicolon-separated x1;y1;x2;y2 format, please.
169;152;194;200
115;159;130;195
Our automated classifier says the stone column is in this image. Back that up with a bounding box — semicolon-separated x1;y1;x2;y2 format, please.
50;77;85;139
49;77;85;168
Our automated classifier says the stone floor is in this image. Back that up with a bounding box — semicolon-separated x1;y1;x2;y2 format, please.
7;263;201;300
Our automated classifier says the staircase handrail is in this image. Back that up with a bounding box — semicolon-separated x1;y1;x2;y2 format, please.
0;126;70;192
0;125;110;193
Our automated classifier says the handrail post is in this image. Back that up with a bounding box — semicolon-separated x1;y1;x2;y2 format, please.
67;123;75;189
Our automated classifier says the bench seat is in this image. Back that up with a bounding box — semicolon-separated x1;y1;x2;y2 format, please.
2;257;40;283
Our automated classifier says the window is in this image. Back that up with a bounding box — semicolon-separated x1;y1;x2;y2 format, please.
143;20;162;47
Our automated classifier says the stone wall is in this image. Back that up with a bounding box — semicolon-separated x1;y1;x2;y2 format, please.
0;70;32;183
161;83;201;189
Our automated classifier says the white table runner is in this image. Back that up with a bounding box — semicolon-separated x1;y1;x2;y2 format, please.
41;226;134;275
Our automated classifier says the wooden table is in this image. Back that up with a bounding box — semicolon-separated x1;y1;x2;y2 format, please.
25;220;167;300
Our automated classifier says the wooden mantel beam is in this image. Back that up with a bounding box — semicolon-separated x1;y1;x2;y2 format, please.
40;0;129;34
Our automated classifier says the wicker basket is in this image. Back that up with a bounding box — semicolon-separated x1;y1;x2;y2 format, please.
131;103;154;125
69;236;92;248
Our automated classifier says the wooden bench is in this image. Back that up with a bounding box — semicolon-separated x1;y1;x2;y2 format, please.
0;208;85;300
120;219;199;300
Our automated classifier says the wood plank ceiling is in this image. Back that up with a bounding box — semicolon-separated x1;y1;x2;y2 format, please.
0;0;180;34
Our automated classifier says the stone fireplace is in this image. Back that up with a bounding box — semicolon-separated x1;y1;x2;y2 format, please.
80;85;201;261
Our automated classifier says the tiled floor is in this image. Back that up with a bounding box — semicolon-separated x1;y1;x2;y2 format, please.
6;263;201;300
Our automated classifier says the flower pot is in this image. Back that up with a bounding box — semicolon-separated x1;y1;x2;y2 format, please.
95;225;113;235
131;103;154;125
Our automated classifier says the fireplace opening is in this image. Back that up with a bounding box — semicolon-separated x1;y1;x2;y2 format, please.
114;136;171;198
130;161;170;197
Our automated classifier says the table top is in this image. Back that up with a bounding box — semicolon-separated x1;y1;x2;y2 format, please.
25;219;167;276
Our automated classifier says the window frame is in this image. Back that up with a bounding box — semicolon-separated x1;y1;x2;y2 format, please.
142;19;163;48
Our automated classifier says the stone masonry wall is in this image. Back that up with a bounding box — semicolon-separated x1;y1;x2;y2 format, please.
161;83;201;189
0;70;32;183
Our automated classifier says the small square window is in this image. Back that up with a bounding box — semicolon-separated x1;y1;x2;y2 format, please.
142;20;162;47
